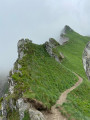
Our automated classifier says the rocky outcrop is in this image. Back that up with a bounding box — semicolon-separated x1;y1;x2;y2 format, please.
0;72;16;119
45;38;59;56
8;77;14;94
1;98;7;120
83;41;90;80
16;98;30;120
13;39;32;74
29;109;46;120
18;39;32;59
45;38;64;62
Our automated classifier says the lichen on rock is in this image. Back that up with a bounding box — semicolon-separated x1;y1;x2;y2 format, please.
45;38;64;62
18;39;32;59
83;41;90;80
16;98;30;120
29;109;46;120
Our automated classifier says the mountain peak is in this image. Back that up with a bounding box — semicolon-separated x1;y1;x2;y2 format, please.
62;25;73;34
59;25;72;45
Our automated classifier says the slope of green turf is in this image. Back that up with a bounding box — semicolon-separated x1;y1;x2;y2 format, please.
56;29;90;120
12;41;78;109
6;26;90;120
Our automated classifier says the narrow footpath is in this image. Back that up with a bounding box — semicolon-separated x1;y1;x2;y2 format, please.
44;74;83;120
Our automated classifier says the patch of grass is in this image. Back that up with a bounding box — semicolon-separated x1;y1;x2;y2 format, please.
49;38;60;46
23;111;30;120
7;109;20;120
56;30;90;119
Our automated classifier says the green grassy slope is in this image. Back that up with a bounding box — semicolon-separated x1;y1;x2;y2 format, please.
12;41;78;109
56;29;90;120
9;26;90;120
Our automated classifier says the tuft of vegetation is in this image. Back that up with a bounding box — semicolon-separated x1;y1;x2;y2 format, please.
7;109;20;120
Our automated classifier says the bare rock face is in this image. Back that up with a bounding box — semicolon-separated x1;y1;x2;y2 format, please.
45;38;59;56
1;99;7;120
45;38;64;62
13;38;32;73
45;38;61;62
8;77;14;94
17;39;32;59
16;98;30;120
83;41;90;80
29;109;46;120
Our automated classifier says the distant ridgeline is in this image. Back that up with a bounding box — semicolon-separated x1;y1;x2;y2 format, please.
0;25;90;120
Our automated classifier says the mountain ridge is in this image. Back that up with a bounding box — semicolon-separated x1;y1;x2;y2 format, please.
0;25;90;120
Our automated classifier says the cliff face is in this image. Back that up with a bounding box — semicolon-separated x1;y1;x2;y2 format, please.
83;41;90;80
17;39;32;59
45;38;64;62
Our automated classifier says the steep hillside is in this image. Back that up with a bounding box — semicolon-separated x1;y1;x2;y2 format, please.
0;26;90;120
12;39;78;108
55;26;90;120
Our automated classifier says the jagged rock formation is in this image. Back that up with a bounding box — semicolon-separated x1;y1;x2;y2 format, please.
83;41;90;80
29;109;45;120
1;76;16;119
1;98;7;120
18;38;32;59
59;25;73;45
45;38;64;62
8;76;14;94
16;98;30;120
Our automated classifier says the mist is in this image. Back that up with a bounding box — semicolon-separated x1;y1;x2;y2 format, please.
0;0;90;76
0;73;8;97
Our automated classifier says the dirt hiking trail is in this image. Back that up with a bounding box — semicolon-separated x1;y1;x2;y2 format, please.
44;74;83;120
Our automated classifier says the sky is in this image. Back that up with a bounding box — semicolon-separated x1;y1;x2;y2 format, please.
0;0;90;75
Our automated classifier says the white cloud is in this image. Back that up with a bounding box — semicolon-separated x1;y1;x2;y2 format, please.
0;0;90;74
